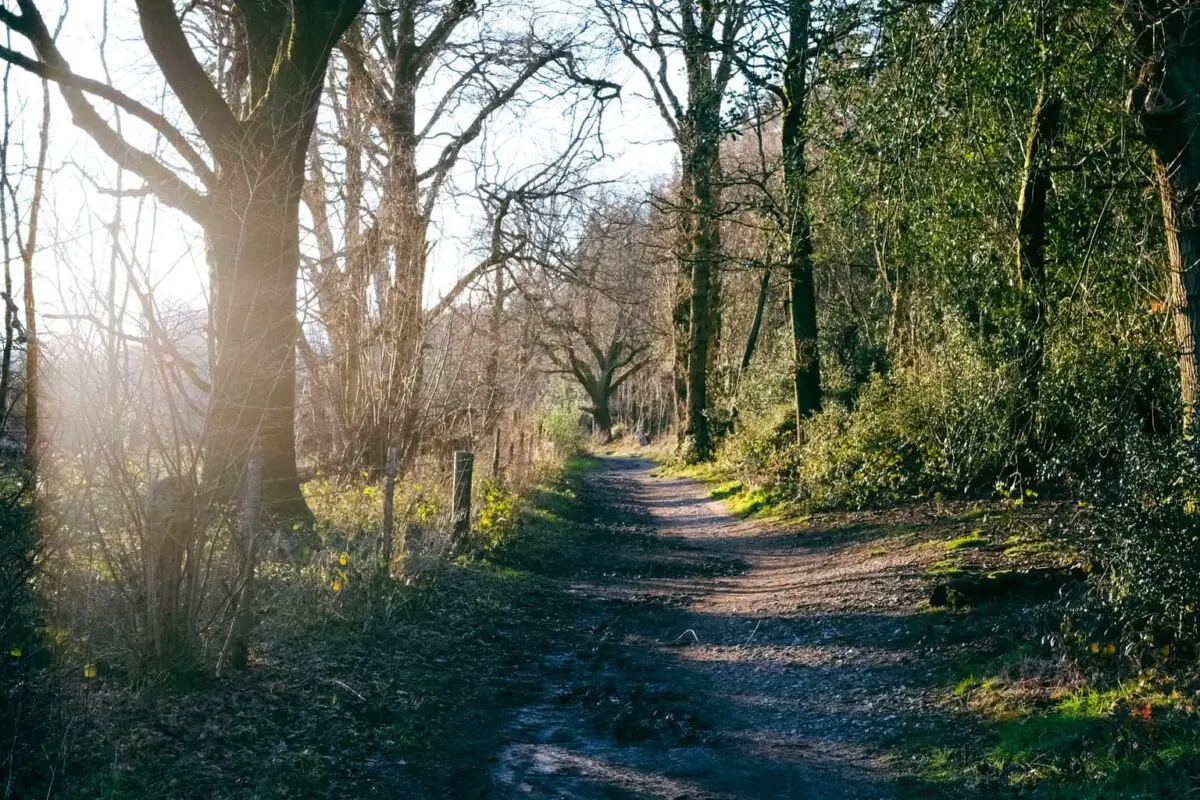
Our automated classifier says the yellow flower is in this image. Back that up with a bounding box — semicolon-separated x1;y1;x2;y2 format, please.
362;486;378;498
82;664;97;679
1090;642;1100;653
330;580;343;593
8;647;21;658
338;553;349;566
1103;643;1117;656
1162;645;1172;658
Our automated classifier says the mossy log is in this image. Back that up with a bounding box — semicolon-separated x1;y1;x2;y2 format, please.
930;567;1087;608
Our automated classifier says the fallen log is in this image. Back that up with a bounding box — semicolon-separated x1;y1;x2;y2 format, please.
930;566;1087;609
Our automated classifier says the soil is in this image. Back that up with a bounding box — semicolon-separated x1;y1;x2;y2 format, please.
481;456;951;798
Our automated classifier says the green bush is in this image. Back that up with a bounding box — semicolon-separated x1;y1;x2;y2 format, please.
474;477;518;550
1074;434;1200;658
722;331;1017;510
1040;319;1178;481
539;382;585;456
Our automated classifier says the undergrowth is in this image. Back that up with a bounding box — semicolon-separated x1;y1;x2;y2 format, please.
11;455;597;798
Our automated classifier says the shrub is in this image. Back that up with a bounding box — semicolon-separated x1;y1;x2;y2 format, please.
1039;319;1178;482
722;331;1017;510
0;473;43;791
474;477;518;551
1074;434;1200;658
539;382;585;456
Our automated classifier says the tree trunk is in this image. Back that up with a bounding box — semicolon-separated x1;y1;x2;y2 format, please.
783;0;821;439
729;266;770;431
376;2;429;474
20;79;47;476
1126;1;1200;427
741;267;771;375
590;392;614;442
672;174;695;443
483;265;505;439
204;157;308;521
1014;84;1060;453
684;143;718;459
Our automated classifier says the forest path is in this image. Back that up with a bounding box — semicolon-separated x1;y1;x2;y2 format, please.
488;456;940;799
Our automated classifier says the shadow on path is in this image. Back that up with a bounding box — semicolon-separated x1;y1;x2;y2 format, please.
483;456;964;799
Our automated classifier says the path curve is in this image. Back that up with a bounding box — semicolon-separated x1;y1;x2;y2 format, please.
491;457;931;798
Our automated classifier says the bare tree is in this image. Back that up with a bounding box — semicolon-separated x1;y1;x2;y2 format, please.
0;0;364;519
302;18;614;471
532;194;659;440
0;41;47;474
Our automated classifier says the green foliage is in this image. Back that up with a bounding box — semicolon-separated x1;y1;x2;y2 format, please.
1040;320;1179;478
0;473;43;792
1072;435;1200;656
799;336;1016;509
303;473;387;542
920;665;1200;798
474;477;518;550
538;381;585;456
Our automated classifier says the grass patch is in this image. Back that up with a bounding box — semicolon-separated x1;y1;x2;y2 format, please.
902;611;1200;799
652;461;789;520
926;559;965;577
708;480;744;501
944;530;987;551
933;684;1200;797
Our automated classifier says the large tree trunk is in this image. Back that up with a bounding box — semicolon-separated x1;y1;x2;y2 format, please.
672;174;695;443
1014;83;1060;454
1126;1;1200;427
783;0;821;439
204;154;308;521
590;392;614;442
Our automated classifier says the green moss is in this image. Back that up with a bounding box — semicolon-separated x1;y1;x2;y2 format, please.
944;530;987;550
926;559;964;576
906;655;1200;799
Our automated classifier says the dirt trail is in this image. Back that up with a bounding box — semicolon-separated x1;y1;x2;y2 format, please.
489;456;940;799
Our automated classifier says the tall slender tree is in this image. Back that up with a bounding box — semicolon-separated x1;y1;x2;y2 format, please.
781;0;822;434
598;0;746;460
1125;0;1200;426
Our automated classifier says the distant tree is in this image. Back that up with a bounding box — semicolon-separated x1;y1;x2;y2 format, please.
535;196;658;441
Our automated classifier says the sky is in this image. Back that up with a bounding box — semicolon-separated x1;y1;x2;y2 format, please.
1;0;681;331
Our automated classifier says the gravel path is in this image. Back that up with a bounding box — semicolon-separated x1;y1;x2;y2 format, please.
490;456;941;798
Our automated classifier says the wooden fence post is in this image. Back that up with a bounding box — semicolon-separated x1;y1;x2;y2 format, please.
491;426;501;478
381;446;398;570
452;450;473;549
